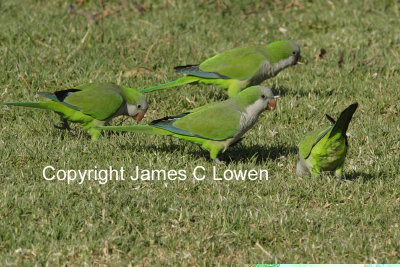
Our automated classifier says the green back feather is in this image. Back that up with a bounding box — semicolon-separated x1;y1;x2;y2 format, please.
299;127;332;159
63;88;123;120
199;46;266;80
172;105;241;140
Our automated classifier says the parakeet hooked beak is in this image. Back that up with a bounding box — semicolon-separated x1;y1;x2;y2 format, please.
296;55;302;64
266;99;276;110
133;113;144;122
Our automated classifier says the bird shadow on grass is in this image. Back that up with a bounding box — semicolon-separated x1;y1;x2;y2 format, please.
221;143;298;164
344;171;383;182
111;136;298;164
270;85;292;97
270;85;315;98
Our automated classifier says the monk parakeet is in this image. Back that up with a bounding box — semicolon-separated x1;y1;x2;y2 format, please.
98;86;276;162
140;41;301;97
296;103;359;179
0;83;148;141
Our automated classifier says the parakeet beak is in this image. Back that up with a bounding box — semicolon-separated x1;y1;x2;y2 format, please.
266;99;276;110
296;55;302;64
133;113;144;122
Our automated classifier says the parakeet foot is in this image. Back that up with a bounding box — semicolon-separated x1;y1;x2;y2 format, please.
336;177;346;184
53;117;71;131
335;168;345;183
214;158;225;165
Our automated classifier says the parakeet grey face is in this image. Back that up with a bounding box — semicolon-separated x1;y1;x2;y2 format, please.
254;86;276;111
126;98;148;122
243;86;276;119
233;86;276;141
258;42;301;82
290;43;301;65
278;42;301;67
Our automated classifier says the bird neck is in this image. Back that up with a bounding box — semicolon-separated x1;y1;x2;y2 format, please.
248;58;292;86
110;103;129;120
271;57;294;75
236;103;263;137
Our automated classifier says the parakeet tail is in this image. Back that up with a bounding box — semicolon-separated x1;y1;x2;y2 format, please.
0;101;70;113
1;101;49;109
96;125;172;136
139;76;200;93
330;102;358;137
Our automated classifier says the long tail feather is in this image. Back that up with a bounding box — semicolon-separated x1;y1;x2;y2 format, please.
139;76;199;93
1;101;48;109
96;125;171;135
1;101;69;113
330;102;358;137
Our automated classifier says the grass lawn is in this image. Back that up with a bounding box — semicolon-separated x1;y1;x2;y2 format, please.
0;0;399;264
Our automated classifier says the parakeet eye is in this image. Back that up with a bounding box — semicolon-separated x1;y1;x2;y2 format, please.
261;94;266;99
137;104;141;109
292;51;296;55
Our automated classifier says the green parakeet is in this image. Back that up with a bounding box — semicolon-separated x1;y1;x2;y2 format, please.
139;41;301;97
0;83;148;141
98;86;276;162
296;103;359;179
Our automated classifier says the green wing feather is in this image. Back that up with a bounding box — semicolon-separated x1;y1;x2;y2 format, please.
74;83;121;91
299;127;332;159
172;105;241;140
199;46;267;80
63;87;123;120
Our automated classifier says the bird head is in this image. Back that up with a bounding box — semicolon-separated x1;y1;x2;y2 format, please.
235;86;276;115
123;88;149;123
267;40;301;66
127;97;148;122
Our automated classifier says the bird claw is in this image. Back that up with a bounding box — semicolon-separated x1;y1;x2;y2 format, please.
53;123;70;130
336;177;346;184
53;116;71;131
215;158;225;165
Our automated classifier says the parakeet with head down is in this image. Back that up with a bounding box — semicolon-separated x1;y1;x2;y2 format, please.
296;103;358;180
98;86;276;163
0;83;148;141
139;41;301;97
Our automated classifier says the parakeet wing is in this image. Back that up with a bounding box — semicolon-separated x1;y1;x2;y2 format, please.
197;46;267;80
299;127;332;159
64;88;123;120
152;106;241;141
